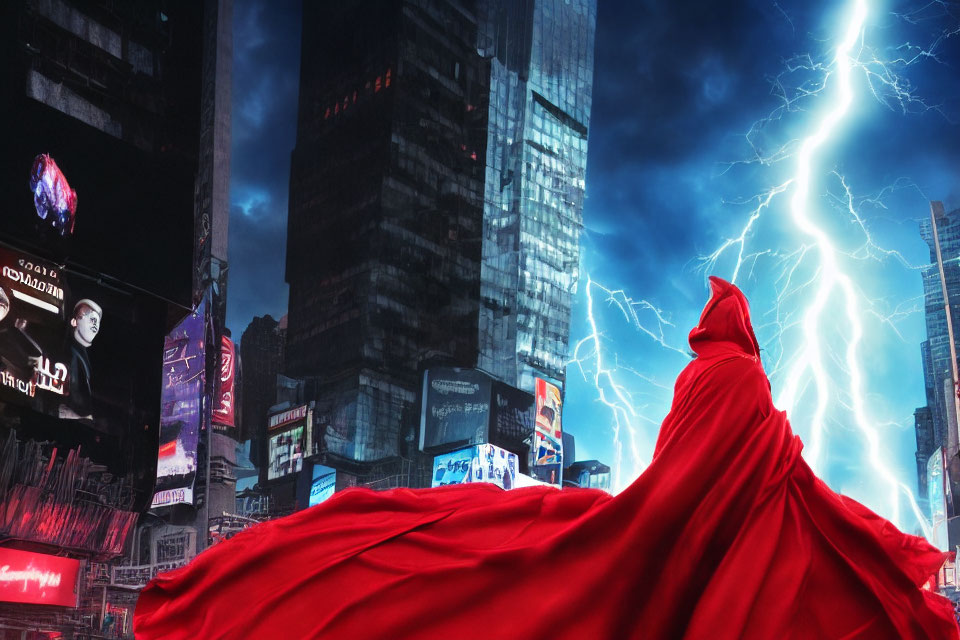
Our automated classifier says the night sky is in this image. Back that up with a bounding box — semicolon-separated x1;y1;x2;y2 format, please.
227;0;960;534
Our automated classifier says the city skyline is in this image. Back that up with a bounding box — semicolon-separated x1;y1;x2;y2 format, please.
227;0;960;533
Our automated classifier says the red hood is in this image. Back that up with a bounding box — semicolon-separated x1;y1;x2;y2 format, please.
688;276;761;360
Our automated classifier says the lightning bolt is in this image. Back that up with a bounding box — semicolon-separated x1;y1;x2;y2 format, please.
573;0;960;540
723;0;930;536
569;277;686;489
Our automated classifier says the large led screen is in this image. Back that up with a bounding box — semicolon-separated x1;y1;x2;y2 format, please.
267;405;309;481
0;246;162;430
0;246;165;511
152;302;205;508
309;464;337;507
432;444;518;490
419;368;492;453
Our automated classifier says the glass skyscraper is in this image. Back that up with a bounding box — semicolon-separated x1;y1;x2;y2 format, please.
477;0;596;392
916;201;960;502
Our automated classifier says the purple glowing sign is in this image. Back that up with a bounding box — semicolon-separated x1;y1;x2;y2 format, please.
30;154;77;236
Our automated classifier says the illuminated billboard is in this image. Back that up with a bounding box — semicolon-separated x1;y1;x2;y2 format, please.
0;548;80;608
419;368;492;453
152;302;206;508
309;464;337;507
212;335;235;429
532;378;563;485
30;153;77;236
267;405;310;481
432;444;518;490
0;246;163;436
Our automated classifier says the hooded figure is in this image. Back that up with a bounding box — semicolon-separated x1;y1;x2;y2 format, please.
135;277;957;639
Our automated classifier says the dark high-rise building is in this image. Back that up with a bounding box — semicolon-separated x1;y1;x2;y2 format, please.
240;314;286;452
0;0;214;635
285;0;595;477
286;1;490;465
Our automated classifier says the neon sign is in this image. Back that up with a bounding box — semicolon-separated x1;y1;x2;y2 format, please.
0;549;79;607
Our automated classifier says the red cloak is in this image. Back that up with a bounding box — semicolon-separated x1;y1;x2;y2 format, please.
135;277;958;639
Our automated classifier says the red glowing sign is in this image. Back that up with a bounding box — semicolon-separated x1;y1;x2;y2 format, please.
0;548;80;607
212;336;235;428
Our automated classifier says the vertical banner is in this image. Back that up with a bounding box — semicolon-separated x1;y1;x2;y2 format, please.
212;335;235;429
928;447;948;551
532;378;563;485
152;301;206;507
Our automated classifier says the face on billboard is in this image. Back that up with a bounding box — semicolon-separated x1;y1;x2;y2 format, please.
0;288;10;321
71;301;101;347
0;247;161;439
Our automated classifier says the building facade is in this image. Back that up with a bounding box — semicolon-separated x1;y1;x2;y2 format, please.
285;0;491;466
916;202;960;513
284;0;595;479
476;0;595;392
0;1;213;636
240;314;286;457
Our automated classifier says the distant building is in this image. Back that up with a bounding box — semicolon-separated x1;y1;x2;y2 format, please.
284;0;596;484
240;314;287;451
916;202;960;539
917;203;960;461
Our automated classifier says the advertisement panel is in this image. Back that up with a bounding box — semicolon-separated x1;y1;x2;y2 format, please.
152;302;205;507
419;368;492;453
0;247;149;426
928;447;948;551
267;405;309;481
432;444;518;490
0;548;80;607
212;335;235;428
309;464;337;507
532;378;563;485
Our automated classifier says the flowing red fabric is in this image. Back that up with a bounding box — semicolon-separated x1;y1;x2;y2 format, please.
135;277;958;639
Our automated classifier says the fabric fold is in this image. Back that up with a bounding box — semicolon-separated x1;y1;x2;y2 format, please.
135;277;958;640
